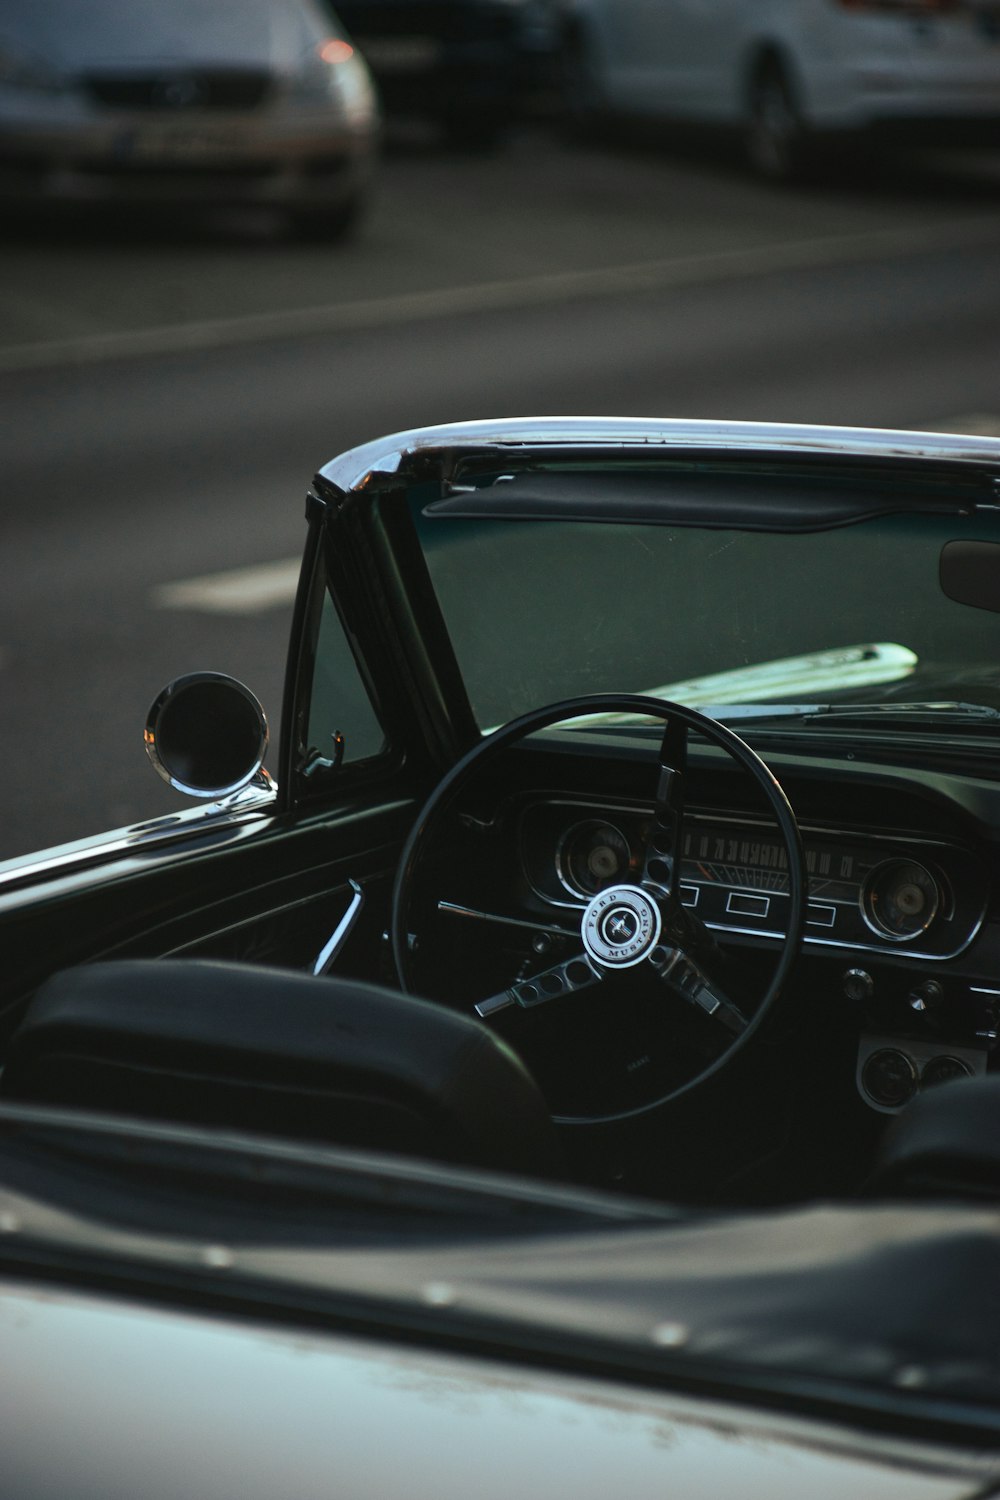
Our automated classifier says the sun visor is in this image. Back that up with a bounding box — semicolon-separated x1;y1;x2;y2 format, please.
425;470;978;533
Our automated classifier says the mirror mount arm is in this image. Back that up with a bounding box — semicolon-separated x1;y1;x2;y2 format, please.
299;731;346;779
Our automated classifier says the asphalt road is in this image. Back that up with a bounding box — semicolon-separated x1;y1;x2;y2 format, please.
1;130;999;861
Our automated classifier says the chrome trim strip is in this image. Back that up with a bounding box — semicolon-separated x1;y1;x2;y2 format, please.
438;900;577;938
806;902;837;929
726;891;770;919
0;787;277;890
317;417;1000;495
314;879;364;977
703;919;980;962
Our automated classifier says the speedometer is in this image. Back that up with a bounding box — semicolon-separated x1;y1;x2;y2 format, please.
557;821;632;899
862;858;940;941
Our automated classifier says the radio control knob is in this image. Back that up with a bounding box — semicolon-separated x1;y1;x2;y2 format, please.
843;968;874;1003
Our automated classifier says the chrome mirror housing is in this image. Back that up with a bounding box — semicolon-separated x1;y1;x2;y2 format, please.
145;673;270;799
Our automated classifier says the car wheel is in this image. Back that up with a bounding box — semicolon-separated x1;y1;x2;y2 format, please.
745;61;810;183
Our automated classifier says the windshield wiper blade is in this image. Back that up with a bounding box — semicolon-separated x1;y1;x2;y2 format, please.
709;701;1000;729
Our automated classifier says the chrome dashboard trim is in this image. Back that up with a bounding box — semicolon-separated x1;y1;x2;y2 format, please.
857;857;942;946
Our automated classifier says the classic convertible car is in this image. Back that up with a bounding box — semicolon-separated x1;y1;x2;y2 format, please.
3;417;1000;1496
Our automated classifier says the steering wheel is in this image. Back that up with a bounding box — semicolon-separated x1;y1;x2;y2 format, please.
391;695;806;1123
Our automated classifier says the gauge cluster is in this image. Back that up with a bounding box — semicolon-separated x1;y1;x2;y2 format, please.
519;798;988;960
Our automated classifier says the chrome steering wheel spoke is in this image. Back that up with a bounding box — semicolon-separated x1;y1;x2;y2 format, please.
475;953;604;1019
648;943;748;1037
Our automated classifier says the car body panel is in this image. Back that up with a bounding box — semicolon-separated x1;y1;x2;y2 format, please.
0;1276;988;1500
563;0;1000;140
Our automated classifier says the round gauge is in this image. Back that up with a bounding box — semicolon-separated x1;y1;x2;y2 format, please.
862;858;940;942
921;1055;974;1090
557;821;632;899
861;1047;918;1109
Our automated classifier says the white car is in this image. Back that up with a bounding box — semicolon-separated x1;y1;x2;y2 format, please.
561;0;1000;178
0;0;379;235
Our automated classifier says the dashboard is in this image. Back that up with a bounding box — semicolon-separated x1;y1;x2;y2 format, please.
513;793;996;1117
517;798;988;962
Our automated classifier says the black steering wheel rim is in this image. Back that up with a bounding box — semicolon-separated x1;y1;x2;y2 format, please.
391;694;806;1122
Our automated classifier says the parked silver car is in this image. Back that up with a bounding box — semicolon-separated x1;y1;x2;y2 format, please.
561;0;1000;179
0;0;379;234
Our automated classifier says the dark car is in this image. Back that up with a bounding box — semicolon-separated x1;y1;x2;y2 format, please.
328;0;564;147
3;418;1000;1494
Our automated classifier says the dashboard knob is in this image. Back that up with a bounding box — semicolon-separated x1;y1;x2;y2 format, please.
843;968;874;1003
908;980;944;1014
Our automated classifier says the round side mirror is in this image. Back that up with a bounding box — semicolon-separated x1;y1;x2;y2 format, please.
145;673;269;798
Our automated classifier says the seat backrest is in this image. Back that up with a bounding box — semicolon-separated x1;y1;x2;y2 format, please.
2;959;562;1180
868;1074;1000;1200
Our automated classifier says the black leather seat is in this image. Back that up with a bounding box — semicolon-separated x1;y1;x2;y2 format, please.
2;959;562;1180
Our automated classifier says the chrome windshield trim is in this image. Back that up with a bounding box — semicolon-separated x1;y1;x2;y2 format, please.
317;417;1000;496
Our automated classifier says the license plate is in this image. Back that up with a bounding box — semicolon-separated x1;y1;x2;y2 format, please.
355;35;442;73
117;126;240;163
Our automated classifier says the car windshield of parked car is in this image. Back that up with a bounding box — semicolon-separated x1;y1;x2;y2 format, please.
412;488;1000;738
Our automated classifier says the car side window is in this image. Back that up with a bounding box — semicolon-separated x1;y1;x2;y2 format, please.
305;590;387;767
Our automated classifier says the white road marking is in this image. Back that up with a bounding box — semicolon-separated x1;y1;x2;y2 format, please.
2;217;999;375
153;558;300;615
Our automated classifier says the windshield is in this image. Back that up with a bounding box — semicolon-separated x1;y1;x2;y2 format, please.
414;503;1000;731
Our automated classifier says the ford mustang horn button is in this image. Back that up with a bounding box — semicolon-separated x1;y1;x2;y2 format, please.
582;885;662;968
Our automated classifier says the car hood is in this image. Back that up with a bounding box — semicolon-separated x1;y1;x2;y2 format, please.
3;0;310;72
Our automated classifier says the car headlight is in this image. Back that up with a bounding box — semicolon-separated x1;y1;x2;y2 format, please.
293;37;378;119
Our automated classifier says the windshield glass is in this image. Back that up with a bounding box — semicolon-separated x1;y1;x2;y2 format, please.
414;502;1000;730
